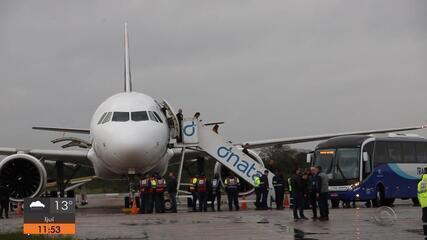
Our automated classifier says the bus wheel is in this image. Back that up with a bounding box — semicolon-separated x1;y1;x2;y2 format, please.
412;197;420;207
376;185;386;206
331;199;340;208
385;198;395;207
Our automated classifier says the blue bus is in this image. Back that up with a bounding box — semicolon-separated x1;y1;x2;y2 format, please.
311;134;427;206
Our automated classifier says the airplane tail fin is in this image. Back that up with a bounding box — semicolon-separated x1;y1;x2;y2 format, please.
124;23;132;92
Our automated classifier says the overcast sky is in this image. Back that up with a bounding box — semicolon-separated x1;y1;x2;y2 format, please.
0;0;426;150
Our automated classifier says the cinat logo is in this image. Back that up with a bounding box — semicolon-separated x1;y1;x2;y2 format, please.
216;146;263;181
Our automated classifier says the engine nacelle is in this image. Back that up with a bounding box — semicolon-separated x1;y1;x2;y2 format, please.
213;148;264;196
0;153;47;202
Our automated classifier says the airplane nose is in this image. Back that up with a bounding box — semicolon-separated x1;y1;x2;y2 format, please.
110;135;155;163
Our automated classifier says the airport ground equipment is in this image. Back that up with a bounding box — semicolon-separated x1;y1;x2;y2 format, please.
175;119;277;207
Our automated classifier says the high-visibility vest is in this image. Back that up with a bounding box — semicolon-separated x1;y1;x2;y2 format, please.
254;176;261;188
418;174;427;208
287;178;292;192
189;177;198;192
140;179;148;193
197;177;207;192
156;178;166;193
225;177;239;190
149;178;157;193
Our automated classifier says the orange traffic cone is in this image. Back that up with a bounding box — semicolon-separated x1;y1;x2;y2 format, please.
130;198;138;214
15;202;23;216
283;193;290;209
241;195;248;210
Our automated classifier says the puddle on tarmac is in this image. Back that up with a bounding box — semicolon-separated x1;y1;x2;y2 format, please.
274;224;327;240
406;229;423;235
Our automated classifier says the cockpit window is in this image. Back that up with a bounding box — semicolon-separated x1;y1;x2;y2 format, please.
112;112;130;122
153;111;163;123
131;111;149;121
97;112;107;124
102;112;112;124
148;111;158;122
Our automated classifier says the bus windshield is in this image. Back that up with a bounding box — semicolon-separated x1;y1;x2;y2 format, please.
334;148;360;180
314;148;360;181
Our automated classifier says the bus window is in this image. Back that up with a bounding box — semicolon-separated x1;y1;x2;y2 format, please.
335;148;360;180
387;142;401;163
362;142;374;178
402;142;416;163
416;143;427;163
374;141;388;166
314;150;335;174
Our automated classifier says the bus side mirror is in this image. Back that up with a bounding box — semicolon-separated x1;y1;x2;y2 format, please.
306;153;313;163
363;152;369;162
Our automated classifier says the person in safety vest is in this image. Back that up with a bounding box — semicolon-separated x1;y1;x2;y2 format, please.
139;174;149;214
211;174;221;211
225;172;240;211
155;173;167;213
254;174;262;210
147;174;157;213
273;172;285;210
418;167;427;240
197;173;208;212
189;175;199;212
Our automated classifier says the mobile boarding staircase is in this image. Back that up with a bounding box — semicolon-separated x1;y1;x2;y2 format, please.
174;118;277;207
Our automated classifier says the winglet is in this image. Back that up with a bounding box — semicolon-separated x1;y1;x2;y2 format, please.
124;23;132;92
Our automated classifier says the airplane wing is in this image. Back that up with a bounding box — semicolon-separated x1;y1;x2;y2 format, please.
0;148;92;167
241;125;426;149
32;126;90;134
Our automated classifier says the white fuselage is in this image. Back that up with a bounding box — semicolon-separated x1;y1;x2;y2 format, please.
87;92;172;179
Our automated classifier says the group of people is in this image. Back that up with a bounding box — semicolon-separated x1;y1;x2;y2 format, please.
189;172;241;212
289;166;330;221
138;172;178;214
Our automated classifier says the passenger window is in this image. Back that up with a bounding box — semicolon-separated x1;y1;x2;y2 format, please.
97;112;107;125
387;142;401;163
112;112;130;122
131;111;149;121
374;141;388;166
148;111;158;122
102;112;112;124
416;143;427;163
363;142;374;177
402;142;416;163
153;111;163;123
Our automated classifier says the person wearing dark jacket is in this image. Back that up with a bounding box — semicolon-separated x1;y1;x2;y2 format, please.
260;170;270;209
167;172;178;213
211;174;221;211
273;173;285;210
308;167;320;219
0;183;10;219
290;168;308;221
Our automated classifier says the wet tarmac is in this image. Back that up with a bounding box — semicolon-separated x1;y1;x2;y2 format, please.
0;194;424;240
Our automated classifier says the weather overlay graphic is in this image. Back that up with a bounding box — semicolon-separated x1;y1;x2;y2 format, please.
23;198;76;235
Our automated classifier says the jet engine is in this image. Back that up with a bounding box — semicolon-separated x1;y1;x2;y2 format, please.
0;153;47;202
213;148;264;196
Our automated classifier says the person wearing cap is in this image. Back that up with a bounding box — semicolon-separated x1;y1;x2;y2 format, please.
418;167;427;240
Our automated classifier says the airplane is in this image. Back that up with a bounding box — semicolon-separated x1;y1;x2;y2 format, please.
0;23;425;203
